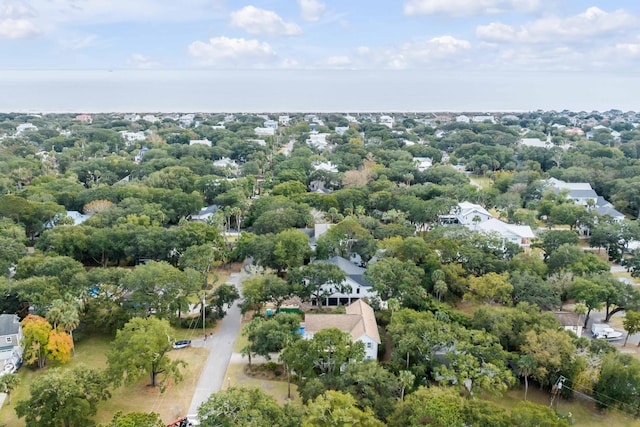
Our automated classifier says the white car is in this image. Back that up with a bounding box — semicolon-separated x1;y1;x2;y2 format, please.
172;340;192;349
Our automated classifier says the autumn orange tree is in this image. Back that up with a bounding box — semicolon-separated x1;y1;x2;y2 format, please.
21;314;74;368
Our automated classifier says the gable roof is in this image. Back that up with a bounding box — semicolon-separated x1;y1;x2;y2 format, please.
476;218;535;239
0;314;20;336
304;300;380;344
323;256;365;275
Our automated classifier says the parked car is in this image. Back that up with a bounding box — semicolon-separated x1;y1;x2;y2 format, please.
172;340;192;349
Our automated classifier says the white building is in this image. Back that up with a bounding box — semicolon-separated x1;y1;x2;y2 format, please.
179;114;195;127
279;116;291;126
142;114;159;123
312;256;376;307
546;178;598;206
413;157;432;172
306;131;329;150
123;114;141;122
335;126;349;136
264;120;278;130
303;299;380;360
16;123;38;134
313;161;339;173
254;127;276;136
475;218;535;248
440;201;492;226
119;131;147;145
379;115;394;128
189;139;212;147
455;115;470;124
0;314;23;374
472;115;496;124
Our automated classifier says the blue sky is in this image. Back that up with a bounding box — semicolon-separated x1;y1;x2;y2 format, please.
2;0;640;71
1;1;639;111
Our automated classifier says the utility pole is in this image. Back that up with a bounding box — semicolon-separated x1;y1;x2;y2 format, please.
202;295;206;338
549;375;566;410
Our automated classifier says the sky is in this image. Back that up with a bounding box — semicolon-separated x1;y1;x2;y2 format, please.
1;0;639;112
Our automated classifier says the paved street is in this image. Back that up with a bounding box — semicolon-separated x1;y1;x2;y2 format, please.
187;271;245;415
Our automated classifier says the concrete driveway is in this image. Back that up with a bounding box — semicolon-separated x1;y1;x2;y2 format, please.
187;271;246;414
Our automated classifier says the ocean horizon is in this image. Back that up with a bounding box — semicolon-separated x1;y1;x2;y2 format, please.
0;69;638;114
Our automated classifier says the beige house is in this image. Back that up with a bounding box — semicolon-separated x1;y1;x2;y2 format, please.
303;300;380;360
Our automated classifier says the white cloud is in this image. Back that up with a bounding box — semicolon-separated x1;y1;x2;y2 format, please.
188;36;276;66
0;18;40;39
355;36;471;69
404;0;539;17
230;5;302;37
326;55;351;67
477;7;637;43
127;54;160;69
299;0;325;22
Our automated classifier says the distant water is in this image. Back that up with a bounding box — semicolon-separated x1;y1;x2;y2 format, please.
0;69;637;113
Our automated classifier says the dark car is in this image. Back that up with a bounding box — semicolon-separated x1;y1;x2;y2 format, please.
172;340;192;349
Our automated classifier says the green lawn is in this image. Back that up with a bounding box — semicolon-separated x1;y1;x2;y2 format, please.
484;387;640;427
0;334;208;426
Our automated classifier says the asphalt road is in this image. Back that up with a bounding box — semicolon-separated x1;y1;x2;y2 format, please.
187;271;245;415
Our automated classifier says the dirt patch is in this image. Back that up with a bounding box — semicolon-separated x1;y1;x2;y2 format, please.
244;363;287;381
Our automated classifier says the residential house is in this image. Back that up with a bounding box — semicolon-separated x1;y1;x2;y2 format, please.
519;136;552;149
335;126;349;136
313;162;338;173
134;146;148;164
379;115;394;129
475;218;535;248
74;114;93;124
279;115;291;126
546;178;598;207
472;115;496;124
142;114;159;123
189;138;212;147
0;314;23;373
306;131;330;150
312;256;376;307
455;115;470;124
264;120;278;130
123;114;141;122
65;211;92;226
16;123;38;134
413;157;432;172
119;131;147;145
594;196;625;222
440;201;492;226
303;299;380;360
191;205;220;222
254;127;276;136
179;114;195;127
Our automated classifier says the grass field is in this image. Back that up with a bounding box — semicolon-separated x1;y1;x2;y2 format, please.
0;335;208;426
485;387;640;427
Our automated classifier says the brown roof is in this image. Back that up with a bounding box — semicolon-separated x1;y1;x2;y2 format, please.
304;300;380;344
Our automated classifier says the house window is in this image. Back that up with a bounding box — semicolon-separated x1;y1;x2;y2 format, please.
366;342;372;349
356;288;360;294
5;337;11;343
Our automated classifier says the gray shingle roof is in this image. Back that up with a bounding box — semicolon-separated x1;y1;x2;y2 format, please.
0;314;20;336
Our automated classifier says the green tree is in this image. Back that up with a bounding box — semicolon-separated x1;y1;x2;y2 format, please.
510;401;569;427
303;390;385;427
289;263;347;308
210;283;240;318
0;373;19;405
101;412;164;427
388;386;464;427
465;272;513;305
594;353;640;416
569;278;606;328
46;296;83;354
197;387;302;427
15;365;111;427
623;310;640;347
537;230;580;260
363;257;425;304
107;317;186;389
521;329;576;388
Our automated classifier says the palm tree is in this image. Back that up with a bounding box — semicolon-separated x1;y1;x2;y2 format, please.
398;370;415;401
516;355;536;401
0;373;19;405
433;280;448;302
46;297;83;355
